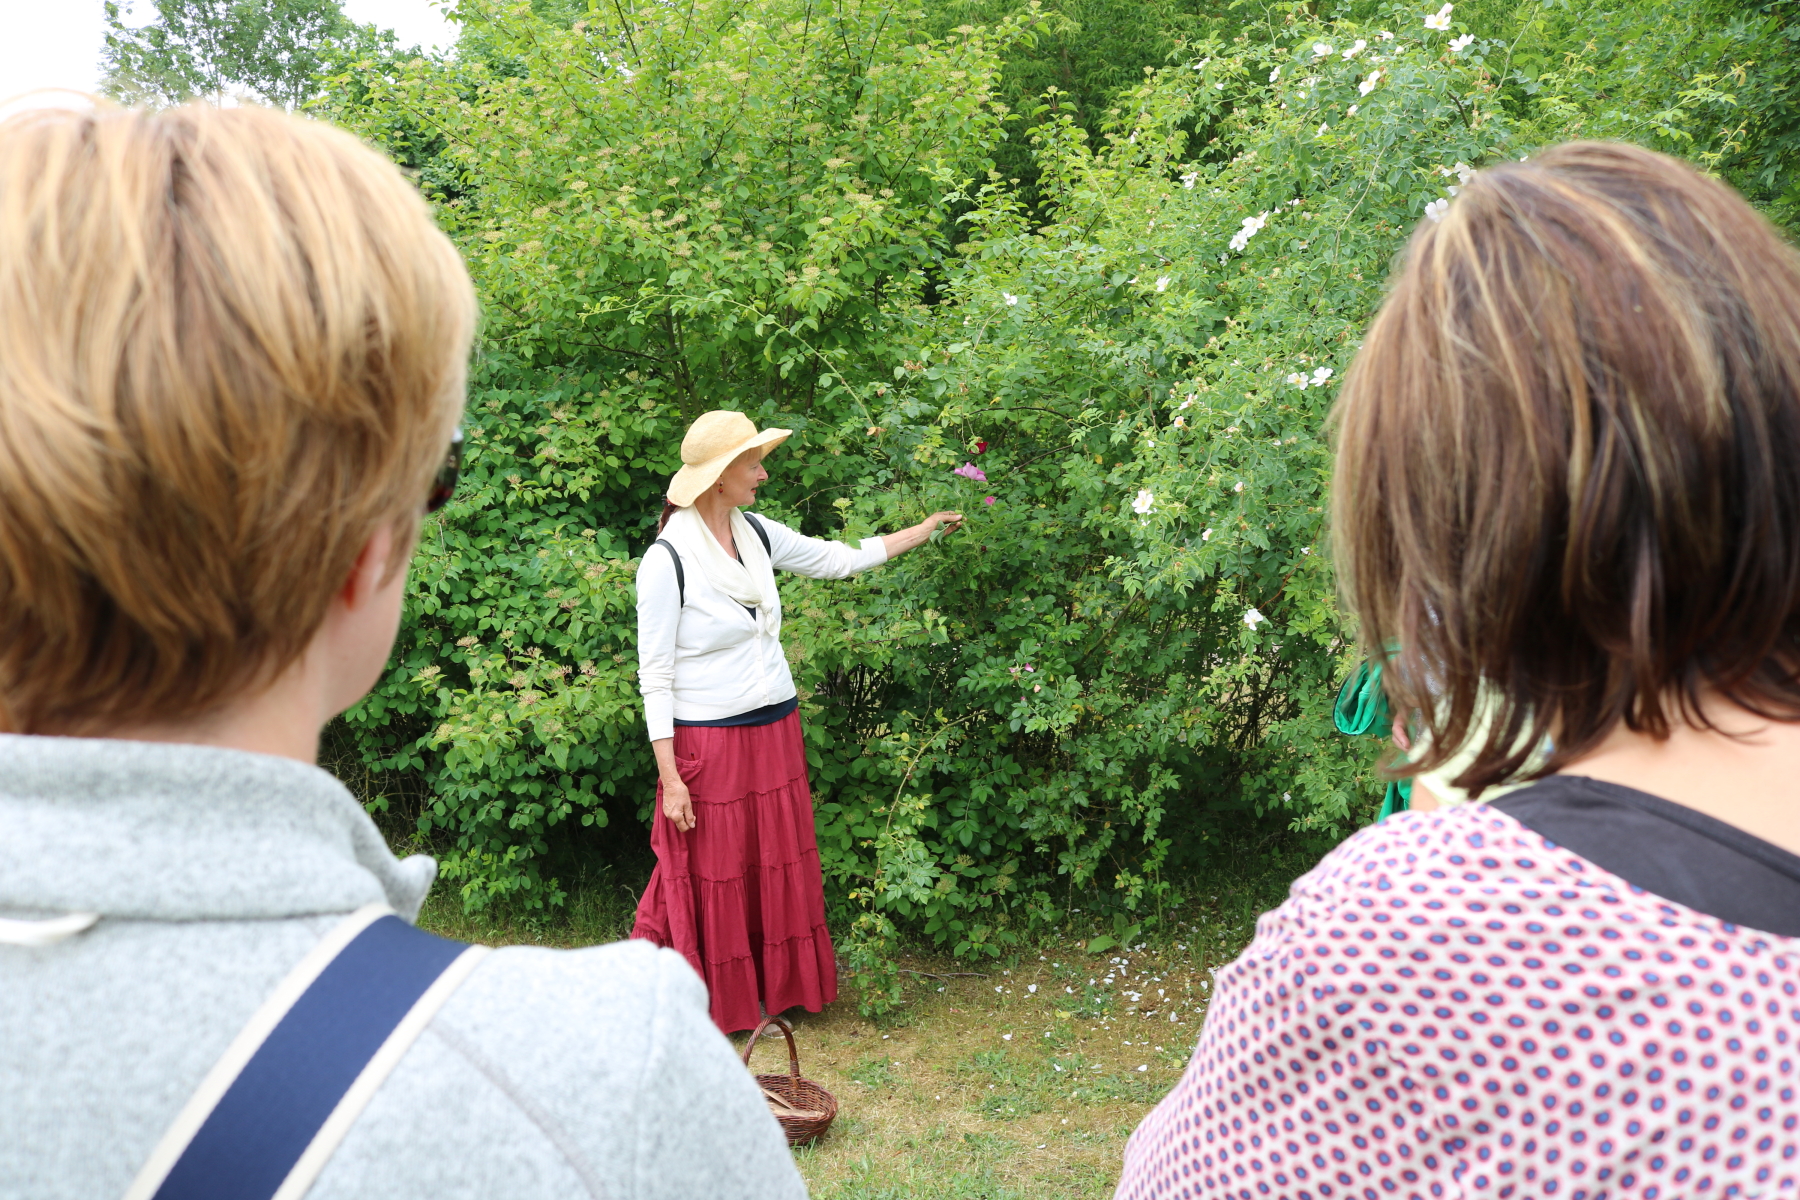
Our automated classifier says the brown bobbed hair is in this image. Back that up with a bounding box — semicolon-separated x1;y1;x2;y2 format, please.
1332;141;1800;797
0;103;476;734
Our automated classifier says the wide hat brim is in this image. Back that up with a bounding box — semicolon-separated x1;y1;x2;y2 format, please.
666;427;792;507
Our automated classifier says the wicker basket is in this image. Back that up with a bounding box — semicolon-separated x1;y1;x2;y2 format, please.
742;1015;838;1147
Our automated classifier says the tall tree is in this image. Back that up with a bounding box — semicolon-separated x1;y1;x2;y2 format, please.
100;0;357;109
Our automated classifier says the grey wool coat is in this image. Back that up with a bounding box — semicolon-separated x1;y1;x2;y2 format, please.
0;734;808;1200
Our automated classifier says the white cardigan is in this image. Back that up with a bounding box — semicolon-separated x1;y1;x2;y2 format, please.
635;513;888;740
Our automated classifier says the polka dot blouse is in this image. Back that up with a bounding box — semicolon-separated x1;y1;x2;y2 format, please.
1114;805;1798;1199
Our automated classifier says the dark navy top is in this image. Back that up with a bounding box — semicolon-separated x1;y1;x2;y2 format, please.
673;696;798;729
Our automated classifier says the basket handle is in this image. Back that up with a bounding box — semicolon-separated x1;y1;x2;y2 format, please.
741;1015;801;1080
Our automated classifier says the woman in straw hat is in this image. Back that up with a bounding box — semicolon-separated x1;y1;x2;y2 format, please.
633;410;963;1032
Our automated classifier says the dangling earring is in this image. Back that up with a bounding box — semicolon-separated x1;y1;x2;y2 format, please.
718;483;724;492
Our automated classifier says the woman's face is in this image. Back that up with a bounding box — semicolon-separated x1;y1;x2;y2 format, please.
716;448;769;508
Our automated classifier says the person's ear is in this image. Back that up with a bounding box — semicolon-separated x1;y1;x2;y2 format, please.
338;523;399;612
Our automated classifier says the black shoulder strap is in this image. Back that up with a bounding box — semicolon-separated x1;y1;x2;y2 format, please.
655;538;685;606
743;512;773;557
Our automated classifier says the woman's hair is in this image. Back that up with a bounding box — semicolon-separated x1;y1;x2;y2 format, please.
1333;141;1800;796
0;103;476;734
657;499;680;534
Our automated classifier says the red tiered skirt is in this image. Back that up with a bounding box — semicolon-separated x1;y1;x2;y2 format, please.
630;711;837;1033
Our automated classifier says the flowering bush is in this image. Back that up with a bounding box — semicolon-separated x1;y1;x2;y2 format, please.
327;0;1798;1006
782;0;1529;985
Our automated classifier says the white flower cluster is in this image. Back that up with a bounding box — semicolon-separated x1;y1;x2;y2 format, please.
1285;366;1336;389
1438;161;1476;194
1228;211;1269;252
1425;2;1454;30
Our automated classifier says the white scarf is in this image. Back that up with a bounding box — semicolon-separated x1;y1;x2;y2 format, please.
666;505;780;637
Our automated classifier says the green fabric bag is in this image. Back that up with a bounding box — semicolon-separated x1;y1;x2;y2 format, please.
1332;660;1412;820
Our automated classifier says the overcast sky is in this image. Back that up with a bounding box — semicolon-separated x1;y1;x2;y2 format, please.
0;0;460;102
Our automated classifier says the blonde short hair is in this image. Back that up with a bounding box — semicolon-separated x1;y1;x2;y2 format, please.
0;104;476;733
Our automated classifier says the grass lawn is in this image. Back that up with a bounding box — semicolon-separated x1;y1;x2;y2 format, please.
416;850;1314;1199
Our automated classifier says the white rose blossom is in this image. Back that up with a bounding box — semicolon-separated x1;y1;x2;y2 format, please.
1244;608;1267;630
1268;66;1281;83
1450;33;1474;51
1343;39;1367;58
1346;103;1359;116
1424;3;1454;30
1425;197;1449;222
1002;292;1019;306
1228;212;1268;253
1312;42;1333;57
1358;70;1382;96
1155;275;1171;293
1132;489;1155;515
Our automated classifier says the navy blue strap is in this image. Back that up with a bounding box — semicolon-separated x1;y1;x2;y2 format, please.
150;916;470;1200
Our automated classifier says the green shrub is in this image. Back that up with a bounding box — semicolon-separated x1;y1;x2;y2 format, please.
328;0;1799;1009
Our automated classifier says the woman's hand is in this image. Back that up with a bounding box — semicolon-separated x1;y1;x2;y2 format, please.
882;510;964;558
922;510;964;536
662;775;696;832
650;738;696;832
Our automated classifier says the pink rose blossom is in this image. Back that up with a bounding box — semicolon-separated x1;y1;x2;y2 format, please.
953;462;987;482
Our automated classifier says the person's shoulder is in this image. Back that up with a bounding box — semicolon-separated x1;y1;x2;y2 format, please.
743;511;799;541
637;538;680;591
439;937;705;1053
1255;805;1571;938
417;938;806;1198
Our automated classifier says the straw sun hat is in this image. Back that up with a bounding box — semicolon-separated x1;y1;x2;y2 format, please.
666;410;793;507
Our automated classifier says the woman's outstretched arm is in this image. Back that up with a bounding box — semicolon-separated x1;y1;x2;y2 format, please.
756;511;962;579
